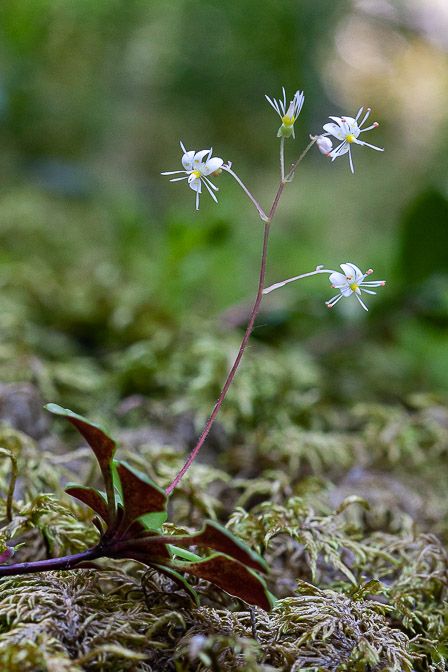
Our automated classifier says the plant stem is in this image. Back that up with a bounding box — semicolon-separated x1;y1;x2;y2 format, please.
166;216;272;495
263;266;334;295
0;546;102;578
222;165;268;221
280;137;285;181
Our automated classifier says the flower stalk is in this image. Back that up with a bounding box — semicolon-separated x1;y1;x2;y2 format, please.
164;92;385;494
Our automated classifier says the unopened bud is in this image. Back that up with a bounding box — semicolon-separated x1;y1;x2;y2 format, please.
316;136;333;156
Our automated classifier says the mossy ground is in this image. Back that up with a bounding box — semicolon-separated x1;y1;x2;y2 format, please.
0;315;447;670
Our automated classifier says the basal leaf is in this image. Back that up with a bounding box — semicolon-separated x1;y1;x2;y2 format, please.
122;520;268;574
166;554;273;611
183;520;269;574
65;484;110;525
115;461;167;534
46;403;117;521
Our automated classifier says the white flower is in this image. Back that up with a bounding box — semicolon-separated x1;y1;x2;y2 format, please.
265;87;305;138
323;107;384;173
161;142;224;210
326;262;386;311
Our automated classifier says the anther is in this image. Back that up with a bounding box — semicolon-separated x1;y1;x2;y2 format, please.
373;122;379;127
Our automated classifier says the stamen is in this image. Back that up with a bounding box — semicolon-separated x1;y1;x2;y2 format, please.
358;107;371;127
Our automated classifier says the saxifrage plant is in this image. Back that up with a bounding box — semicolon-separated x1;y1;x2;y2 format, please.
0;404;272;611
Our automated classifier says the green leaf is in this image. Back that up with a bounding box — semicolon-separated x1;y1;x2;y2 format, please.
138;511;168;531
46;404;117;521
114;461;167;534
65;484;110;525
168;545;201;562
166;554;273;611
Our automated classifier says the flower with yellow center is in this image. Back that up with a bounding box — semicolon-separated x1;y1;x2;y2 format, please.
326;263;386;311
265;87;305;139
161;142;224;210
322;107;384;173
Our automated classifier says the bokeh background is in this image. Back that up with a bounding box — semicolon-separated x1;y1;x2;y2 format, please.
1;0;448;419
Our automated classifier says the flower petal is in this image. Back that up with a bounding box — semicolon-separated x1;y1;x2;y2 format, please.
182;151;196;170
323;123;346;140
355;294;369;311
188;177;202;192
354;139;384;152
193;149;212;165
340;263;363;281
348;147;354;173
330;142;350;158
265;95;282;118
337;116;357;127
203;157;223;174
328;116;344;126
329;271;348;287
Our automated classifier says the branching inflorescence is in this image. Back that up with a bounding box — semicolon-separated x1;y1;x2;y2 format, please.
161;87;386;498
0;87;385;610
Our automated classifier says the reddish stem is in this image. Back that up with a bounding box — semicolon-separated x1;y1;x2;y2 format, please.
166;182;286;495
0;546;102;578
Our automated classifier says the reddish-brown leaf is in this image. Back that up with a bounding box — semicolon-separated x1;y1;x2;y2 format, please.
168;554;272;611
46;404;117;519
66;485;110;525
115;462;167;534
116;521;268;574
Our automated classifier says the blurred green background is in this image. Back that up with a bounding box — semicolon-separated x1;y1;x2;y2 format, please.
0;0;448;415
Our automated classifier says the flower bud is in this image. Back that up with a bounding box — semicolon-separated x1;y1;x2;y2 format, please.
316;136;333;156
